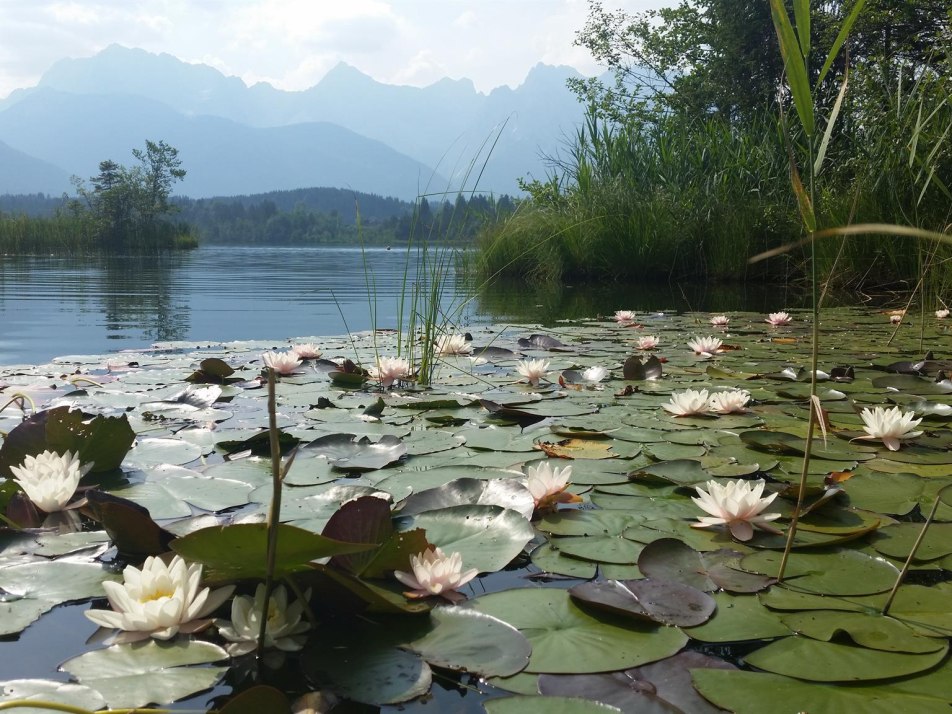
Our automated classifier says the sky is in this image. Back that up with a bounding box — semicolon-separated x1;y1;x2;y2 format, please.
0;0;668;99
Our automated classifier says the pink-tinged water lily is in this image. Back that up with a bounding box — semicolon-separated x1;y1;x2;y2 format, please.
614;310;638;326
691;479;781;541
291;343;322;359
857;406;922;451
262;350;302;375
394;547;478;603
766;312;792;326
636;335;659;350
936;309;950;319
525;461;582;512
516;358;550;386
10;450;92;513
216;584;310;656
687;336;724;357
709;389;750;414
582;366;609;385
436;334;472;355
890;314;903;325
709;315;729;327
663;388;713;417
370;356;411;388
85;555;234;644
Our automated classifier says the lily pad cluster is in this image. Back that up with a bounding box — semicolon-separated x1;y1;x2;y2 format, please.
1;310;952;712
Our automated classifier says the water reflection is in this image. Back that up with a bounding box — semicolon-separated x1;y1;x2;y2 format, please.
99;254;190;343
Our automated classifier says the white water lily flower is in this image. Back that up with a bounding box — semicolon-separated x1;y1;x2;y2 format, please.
692;479;782;541
936;309;949;319
890;314;903;325
525;461;581;512
262;350;302;375
636;335;659;350
370;356;411;388
709;389;750;414
709;315;730;327
516;358;550;386
858;406;923;451
688;335;724;356
85;555;235;643
581;366;609;384
394;547;478;603
766;312;792;326
436;334;472;355
291;343;322;359
614;310;638;326
216;583;310;656
10;449;92;512
663;388;713;417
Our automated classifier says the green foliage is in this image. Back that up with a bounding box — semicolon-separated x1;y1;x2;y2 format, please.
479;0;952;287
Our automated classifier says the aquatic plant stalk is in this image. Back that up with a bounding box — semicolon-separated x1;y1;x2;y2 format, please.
258;367;297;658
881;484;951;615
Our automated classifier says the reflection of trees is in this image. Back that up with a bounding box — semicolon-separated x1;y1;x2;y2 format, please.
475;279;813;324
99;254;190;343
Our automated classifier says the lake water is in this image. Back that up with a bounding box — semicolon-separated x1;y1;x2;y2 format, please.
0;245;809;365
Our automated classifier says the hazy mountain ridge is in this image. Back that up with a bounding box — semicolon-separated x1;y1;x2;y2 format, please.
0;45;590;198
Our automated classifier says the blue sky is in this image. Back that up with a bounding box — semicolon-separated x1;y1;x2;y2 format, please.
0;0;668;98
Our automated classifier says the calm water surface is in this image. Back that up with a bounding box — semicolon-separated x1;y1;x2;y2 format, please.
0;245;809;364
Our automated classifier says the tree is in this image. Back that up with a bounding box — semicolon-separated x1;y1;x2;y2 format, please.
69;141;189;250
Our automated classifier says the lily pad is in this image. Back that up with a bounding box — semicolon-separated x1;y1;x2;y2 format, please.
638;539;775;593
0;679;107;713
60;640;229;708
469;588;688;674
302;433;407;471
740;548;900;596
569;578;715;626
394;505;534;573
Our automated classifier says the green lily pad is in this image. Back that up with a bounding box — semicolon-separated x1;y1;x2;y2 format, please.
871;522;952;561
744;637;948;682
396;477;534;521
638;539;774;593
394;505;533;573
469;588;688;674
685;591;791;643
302;433;407;471
530;542;599;579
403;606;531;678
0;679;107;713
170;523;376;582
60;640;229;708
692;669;952;714
779;611;946;653
740;548;900;595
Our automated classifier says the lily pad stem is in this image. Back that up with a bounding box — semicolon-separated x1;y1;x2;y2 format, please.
0;392;35;418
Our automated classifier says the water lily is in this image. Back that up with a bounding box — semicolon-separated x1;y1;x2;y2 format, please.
636;335;659;350
291;343;322;359
394;547;478;603
688;335;724;357
216;584;310;656
525;461;581;512
890;314;903;325
662;388;713;417
436;334;472;355
370;356;411;388
857;406;922;451
262;350;302;375
582;365;609;385
691;479;782;541
10;449;92;512
516;358;550;386
766;311;792;326
709;389;750;414
936;309;950;319
709;315;729;327
85;555;234;644
614;309;638;326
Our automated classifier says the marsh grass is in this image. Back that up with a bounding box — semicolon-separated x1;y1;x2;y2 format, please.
476;53;951;289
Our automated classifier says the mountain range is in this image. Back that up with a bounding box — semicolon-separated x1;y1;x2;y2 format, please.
0;45;590;200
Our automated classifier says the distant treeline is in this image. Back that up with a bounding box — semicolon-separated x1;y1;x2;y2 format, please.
1;186;517;249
